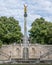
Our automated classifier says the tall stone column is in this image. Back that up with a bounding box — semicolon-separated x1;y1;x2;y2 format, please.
23;4;29;60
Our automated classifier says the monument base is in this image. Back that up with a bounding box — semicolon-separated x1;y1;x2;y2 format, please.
10;58;40;64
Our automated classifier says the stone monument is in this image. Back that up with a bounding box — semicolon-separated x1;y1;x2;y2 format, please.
23;4;29;60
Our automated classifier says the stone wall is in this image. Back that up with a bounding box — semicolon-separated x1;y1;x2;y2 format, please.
0;44;52;61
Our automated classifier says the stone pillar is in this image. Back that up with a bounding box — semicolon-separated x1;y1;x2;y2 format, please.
23;4;29;60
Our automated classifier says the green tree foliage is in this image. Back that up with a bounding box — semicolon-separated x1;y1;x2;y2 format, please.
29;17;52;44
0;40;2;48
0;16;23;44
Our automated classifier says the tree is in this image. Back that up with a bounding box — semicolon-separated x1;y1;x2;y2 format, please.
0;16;23;44
0;40;2;48
29;17;52;44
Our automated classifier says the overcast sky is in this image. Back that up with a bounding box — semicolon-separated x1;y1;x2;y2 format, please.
0;0;52;34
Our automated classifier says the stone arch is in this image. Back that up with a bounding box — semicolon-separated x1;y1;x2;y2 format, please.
32;47;35;57
16;48;20;57
23;47;29;59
